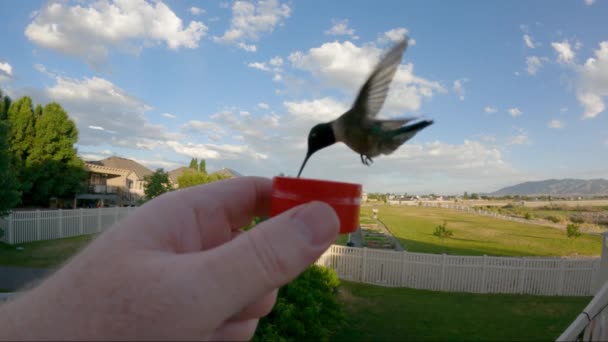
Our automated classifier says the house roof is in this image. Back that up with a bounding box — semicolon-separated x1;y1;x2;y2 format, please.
90;156;153;179
84;163;131;177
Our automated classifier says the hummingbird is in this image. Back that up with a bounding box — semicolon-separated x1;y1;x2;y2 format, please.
297;37;435;178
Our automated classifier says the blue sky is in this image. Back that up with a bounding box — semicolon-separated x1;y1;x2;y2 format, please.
0;0;607;194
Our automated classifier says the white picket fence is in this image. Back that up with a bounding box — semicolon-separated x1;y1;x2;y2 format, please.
0;207;138;244
316;245;600;296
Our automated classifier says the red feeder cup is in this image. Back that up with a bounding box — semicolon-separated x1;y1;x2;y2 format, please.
270;176;362;234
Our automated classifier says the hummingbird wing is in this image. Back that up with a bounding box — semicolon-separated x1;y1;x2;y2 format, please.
351;38;408;124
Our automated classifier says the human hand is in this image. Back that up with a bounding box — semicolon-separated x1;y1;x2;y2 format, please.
0;177;340;340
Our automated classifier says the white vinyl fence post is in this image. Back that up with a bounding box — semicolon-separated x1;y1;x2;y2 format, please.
36;210;41;241
558;261;566;295
440;253;447;291
8;213;14;244
97;208;102;232
400;251;407;286
481;255;488;293
519;258;527;294
79;208;84;235
58;209;63;238
591;232;608;294
361;247;368;283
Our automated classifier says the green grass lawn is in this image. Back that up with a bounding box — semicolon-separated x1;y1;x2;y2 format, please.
0;235;97;268
335;234;349;246
332;281;589;341
362;206;601;256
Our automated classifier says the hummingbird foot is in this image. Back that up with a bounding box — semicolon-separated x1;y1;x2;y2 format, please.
360;154;373;166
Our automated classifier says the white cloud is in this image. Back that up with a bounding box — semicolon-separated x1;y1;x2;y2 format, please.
289;40;445;115
526;56;543;75
508;134;529;145
258;102;270;109
552;40;575;64
284;97;348;122
269;56;283;67
324;19;357;39
585;0;595;5
248;62;270;71
238;42;257;52
41;74;180;148
0;61;12;82
213;0;290;52
484;106;498;113
560;107;568;112
248;56;283;73
25;0;207;68
378;27;413;45
548;119;564;129
523;34;535;48
162;112;177;119
452;79;467;101
182;120;224;134
577;41;608;119
508;107;523;117
578;93;605;119
189;6;205;15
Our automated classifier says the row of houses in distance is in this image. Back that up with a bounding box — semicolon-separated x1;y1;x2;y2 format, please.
65;156;240;209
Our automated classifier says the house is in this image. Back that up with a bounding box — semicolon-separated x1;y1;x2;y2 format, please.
75;156;153;207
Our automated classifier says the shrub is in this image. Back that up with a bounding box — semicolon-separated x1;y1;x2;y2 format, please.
545;215;562;223
569;215;586;224
567;224;581;238
524;212;533;220
433;221;453;238
253;265;344;342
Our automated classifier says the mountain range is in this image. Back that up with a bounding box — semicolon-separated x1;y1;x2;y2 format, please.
491;179;608;196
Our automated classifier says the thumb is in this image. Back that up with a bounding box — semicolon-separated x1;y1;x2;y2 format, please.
193;201;339;322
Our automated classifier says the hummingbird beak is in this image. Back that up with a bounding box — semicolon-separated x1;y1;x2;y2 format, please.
297;150;313;178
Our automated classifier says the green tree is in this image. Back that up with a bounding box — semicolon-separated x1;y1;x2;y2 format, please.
7;96;36;163
25;102;86;204
144;168;172;200
177;169;228;189
34;104;43;119
199;159;206;174
0;121;21;216
433;221;453;238
567;223;581;238
0;89;11;121
189;158;198;170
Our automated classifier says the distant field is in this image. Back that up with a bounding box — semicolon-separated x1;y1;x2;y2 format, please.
520;200;608;208
361;206;601;257
332;281;589;341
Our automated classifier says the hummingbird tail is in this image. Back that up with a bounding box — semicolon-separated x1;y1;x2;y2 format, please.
396;120;434;135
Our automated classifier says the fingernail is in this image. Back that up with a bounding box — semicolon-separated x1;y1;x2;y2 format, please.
291;201;339;246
